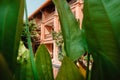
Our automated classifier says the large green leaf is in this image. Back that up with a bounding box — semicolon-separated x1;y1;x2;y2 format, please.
52;0;87;61
83;0;120;80
16;60;34;80
56;56;84;80
0;0;24;72
24;1;39;80
15;42;34;80
35;44;54;80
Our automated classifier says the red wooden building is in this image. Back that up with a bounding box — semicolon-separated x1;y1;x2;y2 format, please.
29;0;84;78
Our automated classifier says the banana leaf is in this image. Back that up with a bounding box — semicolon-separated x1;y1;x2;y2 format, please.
35;44;54;80
0;0;24;73
52;0;87;61
56;56;84;80
83;0;120;80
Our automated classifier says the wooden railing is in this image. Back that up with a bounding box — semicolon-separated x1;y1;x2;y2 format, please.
44;34;52;40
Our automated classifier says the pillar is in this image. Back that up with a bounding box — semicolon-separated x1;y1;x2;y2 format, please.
53;13;59;63
52;11;61;78
40;22;45;43
76;0;83;28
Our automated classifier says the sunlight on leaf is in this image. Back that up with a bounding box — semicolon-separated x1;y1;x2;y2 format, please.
35;44;54;80
56;56;85;80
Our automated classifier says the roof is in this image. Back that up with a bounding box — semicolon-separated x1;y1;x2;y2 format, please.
28;0;74;19
29;0;52;19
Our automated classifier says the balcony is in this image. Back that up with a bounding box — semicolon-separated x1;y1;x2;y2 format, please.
44;34;52;40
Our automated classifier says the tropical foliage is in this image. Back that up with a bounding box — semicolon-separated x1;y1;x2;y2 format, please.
35;44;54;80
16;42;34;80
52;31;63;47
52;0;87;61
21;19;40;49
17;41;29;64
83;0;120;80
0;0;120;80
53;0;120;80
52;31;66;61
0;0;24;79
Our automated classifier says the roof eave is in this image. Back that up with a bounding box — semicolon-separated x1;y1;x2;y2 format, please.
28;0;52;19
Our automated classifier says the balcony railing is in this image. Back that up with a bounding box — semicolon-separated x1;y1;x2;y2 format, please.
44;34;52;40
